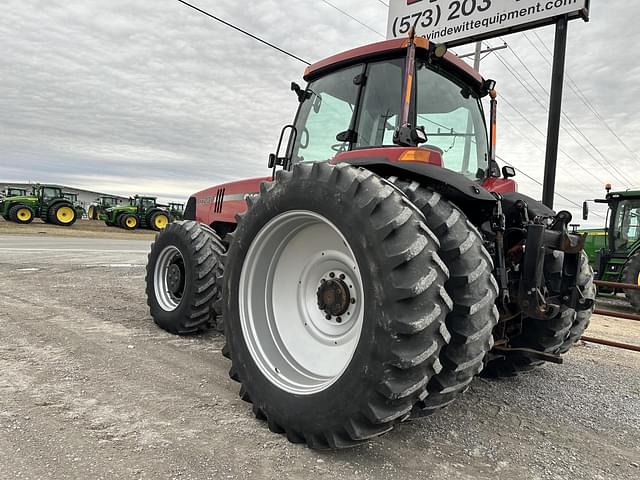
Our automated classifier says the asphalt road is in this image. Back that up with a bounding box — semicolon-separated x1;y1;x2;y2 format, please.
1;235;639;479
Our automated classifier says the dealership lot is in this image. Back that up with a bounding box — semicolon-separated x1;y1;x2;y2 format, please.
0;232;639;480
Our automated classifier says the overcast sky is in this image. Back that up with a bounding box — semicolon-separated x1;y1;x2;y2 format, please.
0;1;638;225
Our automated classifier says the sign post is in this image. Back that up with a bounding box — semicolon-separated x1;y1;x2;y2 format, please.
387;0;590;209
542;15;568;208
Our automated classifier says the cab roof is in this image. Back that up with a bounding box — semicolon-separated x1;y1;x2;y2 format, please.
610;190;640;198
303;37;484;89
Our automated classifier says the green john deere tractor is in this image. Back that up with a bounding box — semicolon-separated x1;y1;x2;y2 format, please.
167;202;185;221
63;192;86;219
0;184;77;226
100;195;171;231
583;185;640;311
87;195;120;220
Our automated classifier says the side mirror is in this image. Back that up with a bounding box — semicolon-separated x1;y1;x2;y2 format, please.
502;166;516;179
583;201;589;221
291;82;311;103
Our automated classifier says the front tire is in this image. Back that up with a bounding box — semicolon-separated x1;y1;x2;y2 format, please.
146;221;224;334
121;214;139;230
9;204;35;224
223;163;451;449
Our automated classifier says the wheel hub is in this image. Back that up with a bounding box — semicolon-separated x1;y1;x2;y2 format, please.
317;275;351;318
154;245;185;312
167;264;182;293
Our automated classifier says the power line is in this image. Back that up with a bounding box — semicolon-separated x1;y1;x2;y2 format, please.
527;31;640;168
319;0;386;38
499;95;607;187
176;0;310;65
504;40;633;186
489;44;632;188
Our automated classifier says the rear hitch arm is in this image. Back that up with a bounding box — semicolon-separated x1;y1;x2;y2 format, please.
491;194;510;307
492;346;563;365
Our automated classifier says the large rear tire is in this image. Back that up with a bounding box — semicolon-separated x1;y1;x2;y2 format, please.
48;203;77;226
222;163;451;449
622;251;640;313
559;252;596;353
483;250;594;377
150;211;171;231
392;179;498;416
146;221;224;334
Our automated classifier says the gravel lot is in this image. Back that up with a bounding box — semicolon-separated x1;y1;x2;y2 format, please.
0;232;639;480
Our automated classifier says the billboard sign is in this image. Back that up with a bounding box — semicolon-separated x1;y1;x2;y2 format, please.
387;0;590;46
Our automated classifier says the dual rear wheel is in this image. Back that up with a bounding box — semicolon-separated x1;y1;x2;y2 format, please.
145;164;593;449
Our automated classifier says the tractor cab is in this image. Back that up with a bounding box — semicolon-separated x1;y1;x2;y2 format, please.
584;185;640;281
168;202;184;220
131;196;157;212
3;187;27;198
98;196;119;208
63;192;78;203
287;40;492;182
267;36;512;206
35;185;64;201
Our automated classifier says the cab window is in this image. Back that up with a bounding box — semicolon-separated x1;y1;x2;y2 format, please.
292;65;363;163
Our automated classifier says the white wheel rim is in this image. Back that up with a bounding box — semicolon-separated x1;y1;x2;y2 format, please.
154;245;185;312
239;210;365;395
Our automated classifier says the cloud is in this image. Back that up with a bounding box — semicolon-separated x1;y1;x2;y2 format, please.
0;0;637;224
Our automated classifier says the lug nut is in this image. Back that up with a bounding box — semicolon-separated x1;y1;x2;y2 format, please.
339;274;345;280
325;314;332;320
351;298;356;304
329;272;335;278
336;317;342;323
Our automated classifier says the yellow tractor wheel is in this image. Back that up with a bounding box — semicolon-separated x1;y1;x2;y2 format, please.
151;212;170;231
9;205;35;224
122;214;139;230
48;204;77;226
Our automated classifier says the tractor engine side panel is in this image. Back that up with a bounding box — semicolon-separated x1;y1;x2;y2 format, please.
189;177;270;226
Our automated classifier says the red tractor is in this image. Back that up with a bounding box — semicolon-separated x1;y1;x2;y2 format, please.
146;35;594;449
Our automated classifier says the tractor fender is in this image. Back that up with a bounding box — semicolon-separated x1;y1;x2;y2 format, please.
336;156;497;224
46;198;73;212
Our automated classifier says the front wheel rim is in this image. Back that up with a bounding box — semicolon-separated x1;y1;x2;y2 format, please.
126;217;137;228
239;210;365;396
154;245;186;311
